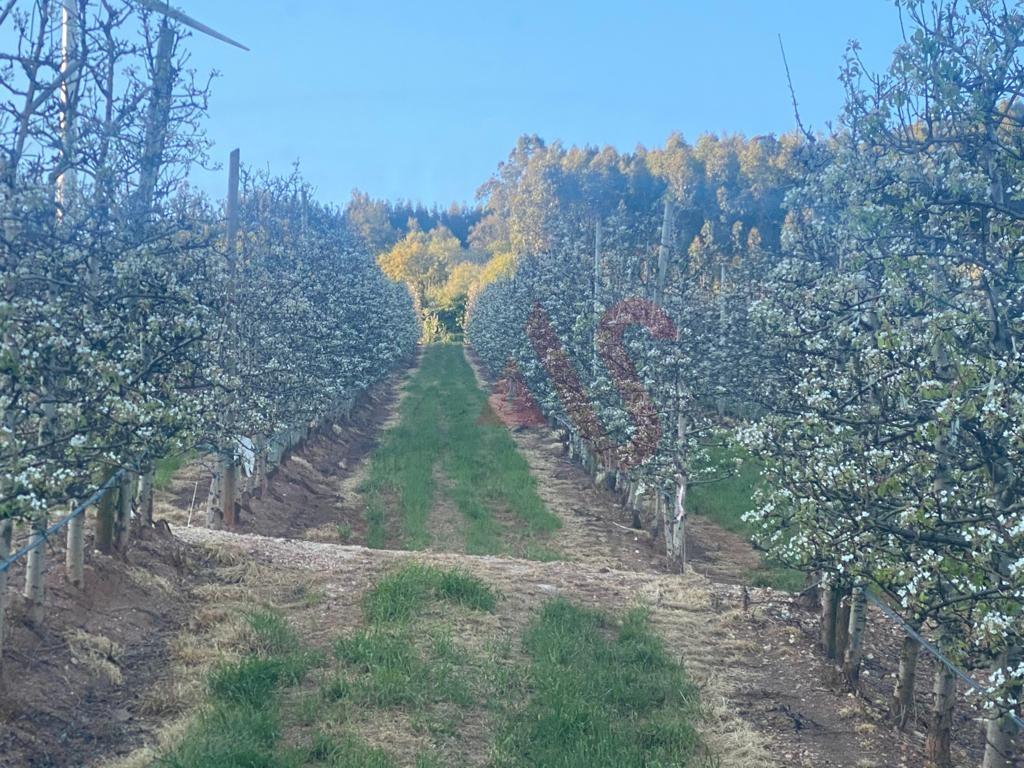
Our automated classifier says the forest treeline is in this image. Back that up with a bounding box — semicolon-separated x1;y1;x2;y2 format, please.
466;3;1023;766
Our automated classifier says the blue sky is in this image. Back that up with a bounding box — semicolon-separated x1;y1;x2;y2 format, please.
184;1;906;208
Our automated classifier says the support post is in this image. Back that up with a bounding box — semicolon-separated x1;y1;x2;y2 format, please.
982;648;1021;768
23;514;46;625
137;470;154;526
0;519;12;664
65;507;84;588
655;198;673;305
95;486;115;553
55;0;80;212
114;473;133;551
842;582;867;685
925;662;956;768
220;148;241;529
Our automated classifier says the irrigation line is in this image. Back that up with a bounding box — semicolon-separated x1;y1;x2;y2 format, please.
0;469;126;574
864;591;1024;730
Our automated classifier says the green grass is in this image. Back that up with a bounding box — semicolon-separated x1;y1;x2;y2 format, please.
362;343;560;557
156;611;315;768
362;363;444;548
492;598;705;768
160;576;709;768
361;563;497;624
329;565;495;709
153;449;196;490
688;442;805;591
332;626;474;709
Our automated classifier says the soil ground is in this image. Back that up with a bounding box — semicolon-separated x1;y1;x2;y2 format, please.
0;346;990;767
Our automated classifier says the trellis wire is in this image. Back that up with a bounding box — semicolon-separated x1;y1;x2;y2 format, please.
864;591;1023;729
0;468;126;574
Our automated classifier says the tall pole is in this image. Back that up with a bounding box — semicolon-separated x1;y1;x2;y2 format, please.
134;20;175;222
592;219;602;381
55;0;79;212
655;199;673;306
25;0;81;626
220;149;240;529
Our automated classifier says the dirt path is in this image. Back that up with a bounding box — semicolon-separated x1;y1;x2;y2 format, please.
20;345;954;768
174;526;774;766
162;346;937;767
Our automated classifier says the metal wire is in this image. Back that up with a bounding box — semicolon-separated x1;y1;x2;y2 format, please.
0;469;126;574
864;591;1024;730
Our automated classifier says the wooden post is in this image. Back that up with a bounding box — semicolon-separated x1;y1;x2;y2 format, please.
655;198;673;305
134;19;175;220
982;648;1021;768
205;465;222;528
137;470;154;526
95;486;115;554
221;148;241;529
221;456;237;529
592;219;602;381
835;590;852;662
114;473;133;551
925;662;957;768
842;583;867;685
65;506;84;588
820;579;838;659
55;0;80;212
23;514;46;625
890;633;922;729
0;519;12;664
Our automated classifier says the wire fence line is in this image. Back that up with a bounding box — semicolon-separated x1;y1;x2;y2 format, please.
0;395;358;575
864;590;1024;731
0;468;127;575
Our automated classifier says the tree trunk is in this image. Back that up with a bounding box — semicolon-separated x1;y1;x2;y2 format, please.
982;649;1020;768
924;664;956;768
137;470;154;526
835;591;852;663
0;518;12;663
221;454;237;529
821;581;838;660
23;512;46;624
95;486;115;553
890;634;921;729
841;583;867;685
113;473;133;551
65;510;84;588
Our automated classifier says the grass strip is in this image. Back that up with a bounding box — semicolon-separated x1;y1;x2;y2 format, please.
689;442;805;591
362;344;559;556
493;598;705;768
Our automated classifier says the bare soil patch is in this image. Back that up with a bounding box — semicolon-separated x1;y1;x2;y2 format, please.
235;371;410;543
0;525;206;768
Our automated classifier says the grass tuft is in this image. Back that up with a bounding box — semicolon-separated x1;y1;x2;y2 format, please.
362;564;497;623
493;598;704;768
